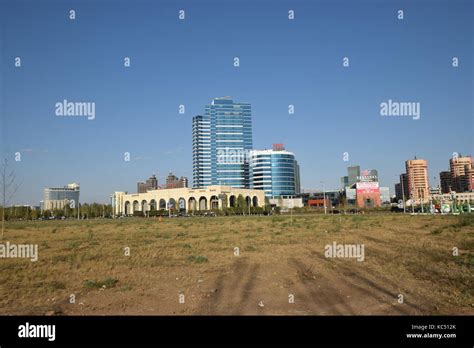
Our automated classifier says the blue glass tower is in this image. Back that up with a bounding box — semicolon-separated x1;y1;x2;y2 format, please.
193;97;253;188
249;148;299;197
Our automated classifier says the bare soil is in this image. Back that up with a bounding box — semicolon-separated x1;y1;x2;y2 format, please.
0;214;472;315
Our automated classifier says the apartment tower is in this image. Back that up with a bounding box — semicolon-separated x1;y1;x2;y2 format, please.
405;158;430;201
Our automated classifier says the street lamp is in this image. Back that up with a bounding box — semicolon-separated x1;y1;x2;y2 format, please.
321;181;327;215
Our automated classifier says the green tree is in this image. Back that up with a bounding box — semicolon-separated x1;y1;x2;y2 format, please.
31;209;39;220
221;194;228;209
236;194;245;214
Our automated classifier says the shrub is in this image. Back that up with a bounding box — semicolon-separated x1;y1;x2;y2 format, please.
187;255;208;263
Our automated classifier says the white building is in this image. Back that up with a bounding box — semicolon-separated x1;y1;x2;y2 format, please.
112;185;266;215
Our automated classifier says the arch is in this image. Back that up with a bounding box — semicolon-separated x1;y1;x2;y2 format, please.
188;197;197;211
124;201;131;215
169;198;176;210
132;200;139;212
199;196;207;211
141;200;148;212
252;196;258;207
245;196;251;208
178;197;186;211
210;195;219;210
159;199;166;210
149;199;157;211
229;195;236;208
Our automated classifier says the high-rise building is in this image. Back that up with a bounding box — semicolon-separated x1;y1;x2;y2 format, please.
166;172;179;188
193;97;253;188
440;171;452;193
294;160;301;195
249;144;299;197
468;167;474;192
340;166;360;189
165;172;189;189
449;155;473;192
340;176;349;189
406;158;430;201
179;176;189;188
348;166;360;187
192;115;211;188
395;183;402;201
42;183;80;210
137;182;147;193
400;173;409;199
146;174;158;191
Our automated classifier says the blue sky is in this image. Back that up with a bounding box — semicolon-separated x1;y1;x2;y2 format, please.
1;0;473;204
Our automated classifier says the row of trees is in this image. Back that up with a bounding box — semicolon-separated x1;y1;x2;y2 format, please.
0;203;114;221
132;204;277;217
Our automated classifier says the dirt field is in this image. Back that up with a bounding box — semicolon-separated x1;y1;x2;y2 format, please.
0;214;473;315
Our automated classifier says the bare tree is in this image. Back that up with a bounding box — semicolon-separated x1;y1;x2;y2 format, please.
1;158;21;239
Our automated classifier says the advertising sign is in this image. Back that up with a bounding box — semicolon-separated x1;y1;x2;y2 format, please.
356;182;380;194
357;169;378;183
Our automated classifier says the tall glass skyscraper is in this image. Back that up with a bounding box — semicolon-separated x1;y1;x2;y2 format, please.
193;97;253;188
249;146;300;197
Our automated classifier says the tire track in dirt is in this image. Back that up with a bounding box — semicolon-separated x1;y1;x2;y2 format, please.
305;251;427;314
287;257;356;314
195;257;260;315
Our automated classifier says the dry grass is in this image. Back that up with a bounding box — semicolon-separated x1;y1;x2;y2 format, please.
0;214;472;315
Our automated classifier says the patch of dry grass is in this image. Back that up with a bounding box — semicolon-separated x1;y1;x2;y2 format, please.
0;214;472;315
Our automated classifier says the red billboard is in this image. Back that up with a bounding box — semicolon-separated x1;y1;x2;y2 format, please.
356;182;380;194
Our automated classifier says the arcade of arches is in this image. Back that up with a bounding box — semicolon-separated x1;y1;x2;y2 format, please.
112;185;266;215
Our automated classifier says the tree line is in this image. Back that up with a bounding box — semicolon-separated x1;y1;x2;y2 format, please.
0;203;113;221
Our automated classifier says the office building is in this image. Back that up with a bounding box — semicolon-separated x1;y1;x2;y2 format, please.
348;166;361;187
193;97;253;188
300;190;341;207
340;176;349;189
395;183;402;201
294;160;301;194
396;173;409;200
42;183;80;210
249;144;300;197
340;165;360;189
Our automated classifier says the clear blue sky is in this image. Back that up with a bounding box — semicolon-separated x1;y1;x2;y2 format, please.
1;0;473;204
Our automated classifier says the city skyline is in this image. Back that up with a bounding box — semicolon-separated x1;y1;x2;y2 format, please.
1;0;472;204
